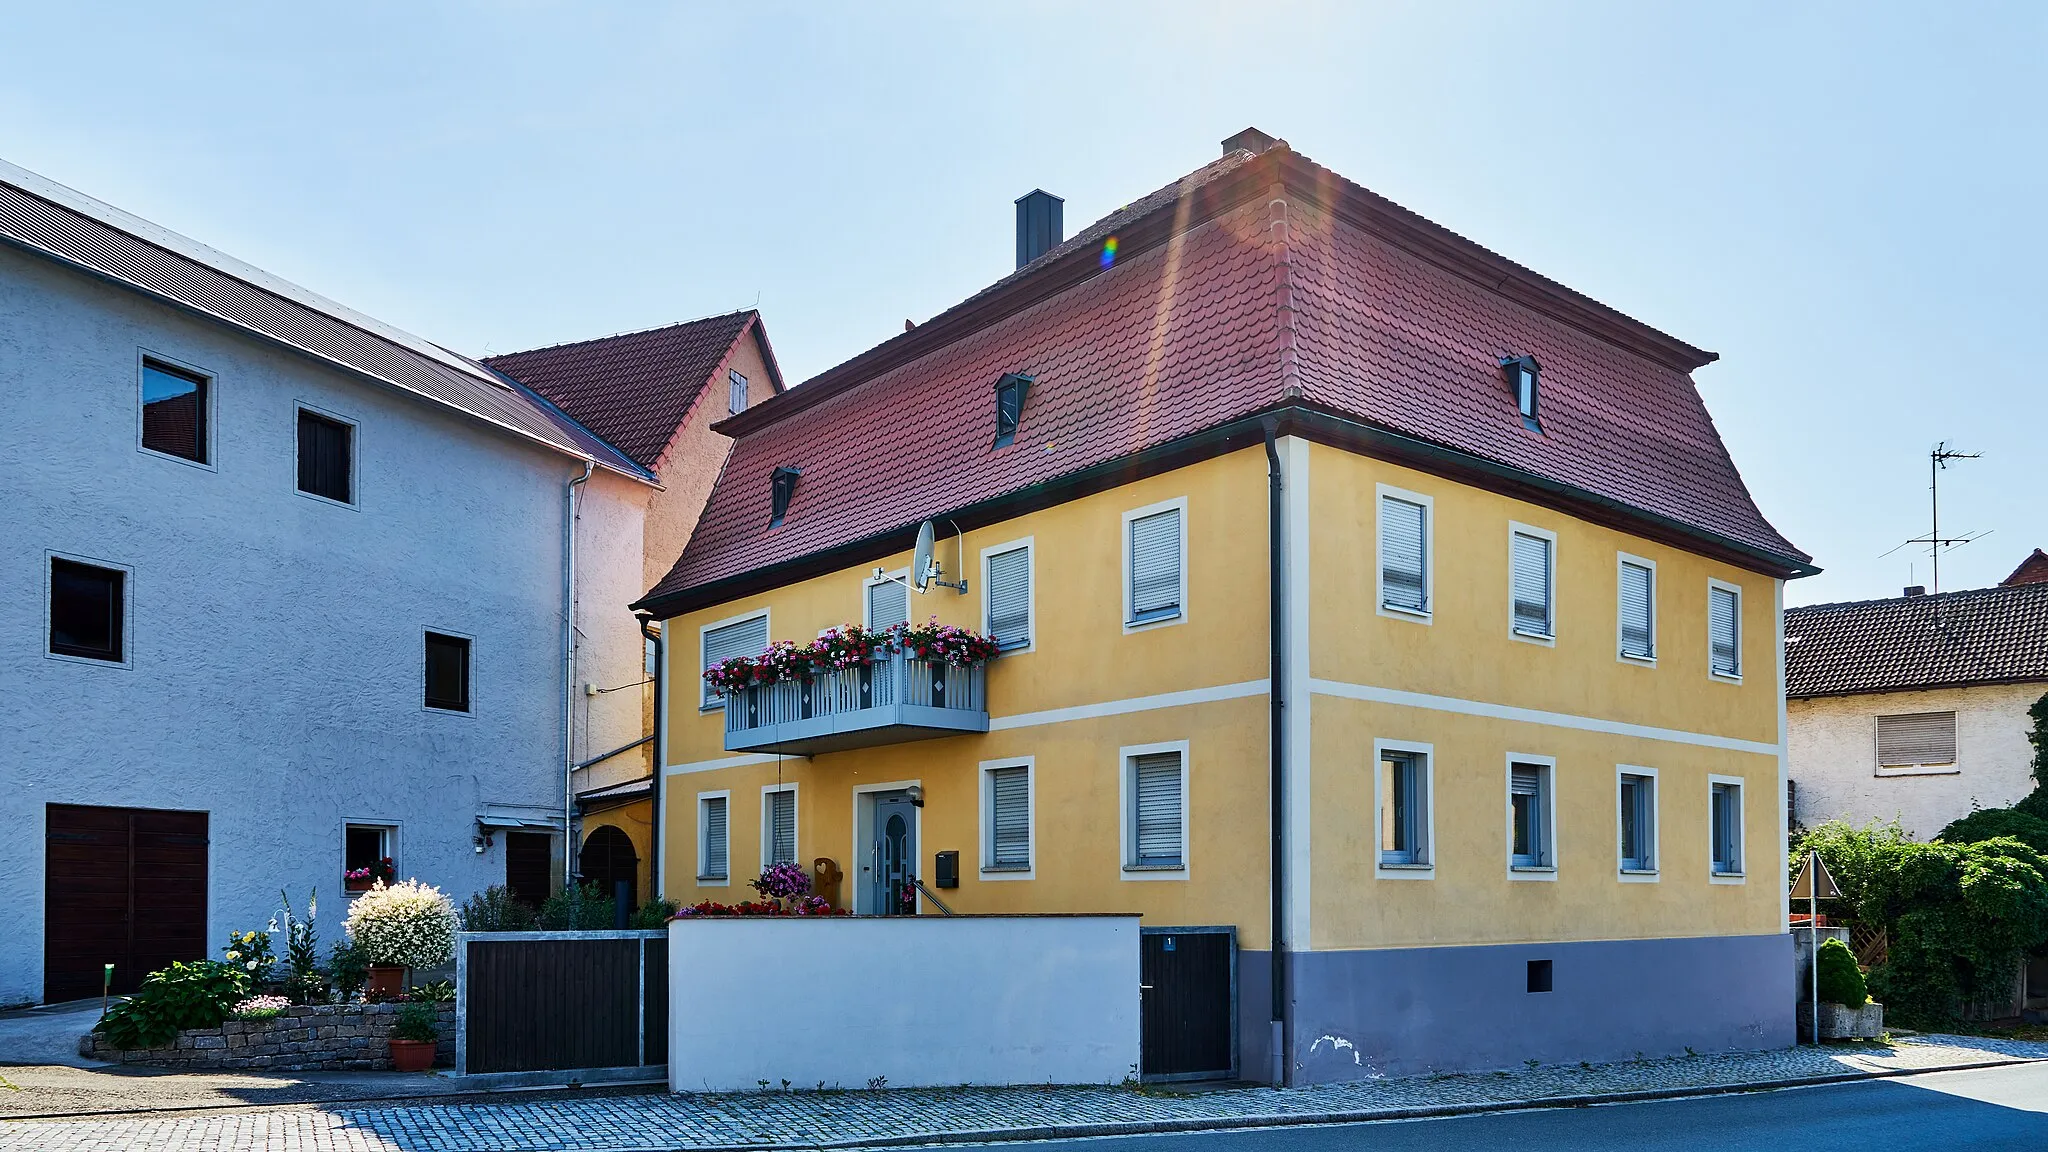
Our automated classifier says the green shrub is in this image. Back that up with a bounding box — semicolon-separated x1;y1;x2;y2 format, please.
538;881;619;930
329;939;369;1001
629;898;679;929
408;979;455;1003
459;885;538;932
1815;938;1868;1007
1797;821;2048;1027
94;961;252;1049
392;1000;440;1043
1938;808;2048;855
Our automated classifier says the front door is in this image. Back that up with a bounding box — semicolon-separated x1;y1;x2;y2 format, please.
867;792;918;915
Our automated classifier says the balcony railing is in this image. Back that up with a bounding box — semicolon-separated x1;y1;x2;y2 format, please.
722;649;989;756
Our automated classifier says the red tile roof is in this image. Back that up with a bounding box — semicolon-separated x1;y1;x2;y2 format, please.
638;139;1809;616
484;311;777;472
2003;549;2048;587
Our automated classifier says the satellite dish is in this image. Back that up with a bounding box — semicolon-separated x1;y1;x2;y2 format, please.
912;521;936;591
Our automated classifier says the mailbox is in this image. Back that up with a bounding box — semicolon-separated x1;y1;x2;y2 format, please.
934;850;959;889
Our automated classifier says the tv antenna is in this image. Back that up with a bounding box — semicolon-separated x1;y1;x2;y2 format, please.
873;521;968;596
1881;442;1985;593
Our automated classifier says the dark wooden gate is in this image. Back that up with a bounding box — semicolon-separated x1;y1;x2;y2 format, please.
457;931;667;1076
1139;925;1236;1082
45;804;209;1003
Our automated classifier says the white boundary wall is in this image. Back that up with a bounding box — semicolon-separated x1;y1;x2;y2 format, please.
668;915;1140;1090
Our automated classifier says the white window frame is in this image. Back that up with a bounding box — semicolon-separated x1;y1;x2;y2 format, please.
979;756;1036;879
421;625;476;717
1506;754;1558;881
1121;497;1188;633
980;537;1035;654
136;348;217;472
1119;740;1189;879
1508;521;1558;645
699;608;770;710
760;782;799;869
1374;483;1434;624
342;820;399;895
1616;551;1658;666
43;549;136;670
1707;774;1746;884
1616;764;1660;881
863;569;910;631
293;400;361;510
1872;711;1962;777
728;369;748;415
696;790;731;885
1707;578;1743;683
1373;739;1436;879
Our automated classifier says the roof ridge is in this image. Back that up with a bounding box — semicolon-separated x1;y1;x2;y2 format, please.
486;309;757;362
1788;581;2048;614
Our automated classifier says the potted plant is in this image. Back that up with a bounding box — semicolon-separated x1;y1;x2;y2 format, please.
341;879;457;999
389;1001;439;1072
345;856;396;893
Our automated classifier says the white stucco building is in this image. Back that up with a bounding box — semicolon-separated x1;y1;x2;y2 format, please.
0;159;776;1006
1785;576;2048;840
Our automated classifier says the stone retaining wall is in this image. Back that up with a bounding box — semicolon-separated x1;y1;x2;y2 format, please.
86;1002;455;1071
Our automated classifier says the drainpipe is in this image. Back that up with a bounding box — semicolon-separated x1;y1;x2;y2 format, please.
1261;416;1289;1086
563;461;593;890
639;612;665;901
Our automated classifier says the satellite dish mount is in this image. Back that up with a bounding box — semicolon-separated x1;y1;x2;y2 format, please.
910;520;968;595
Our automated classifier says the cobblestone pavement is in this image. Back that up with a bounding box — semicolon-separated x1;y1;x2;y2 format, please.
3;1034;2044;1152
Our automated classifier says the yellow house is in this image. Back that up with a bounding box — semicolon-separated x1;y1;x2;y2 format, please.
635;130;1815;1083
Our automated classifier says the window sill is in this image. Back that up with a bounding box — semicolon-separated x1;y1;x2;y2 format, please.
1123;612;1184;634
1379;602;1432;621
1619;867;1660;877
982;864;1031;874
1875;764;1959;777
1511;628;1557;646
1122;862;1186;873
1709;671;1743;685
1510;865;1556;874
1377;861;1433;871
1618;651;1657;666
1711;870;1745;879
696;875;730;884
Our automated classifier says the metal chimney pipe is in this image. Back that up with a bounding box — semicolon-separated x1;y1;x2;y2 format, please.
1014;189;1064;268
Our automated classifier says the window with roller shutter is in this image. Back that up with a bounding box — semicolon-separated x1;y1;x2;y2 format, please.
1126;504;1184;626
1509;762;1552;869
1619;557;1655;659
762;787;797;866
1511;529;1555;639
1380;495;1428;614
1708;582;1741;678
1126;750;1185;869
698;794;729;881
1875;712;1957;768
865;576;908;631
985;545;1032;651
984;763;1031;870
701;612;768;707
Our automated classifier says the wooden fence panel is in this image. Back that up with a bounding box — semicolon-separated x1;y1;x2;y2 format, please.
464;937;641;1074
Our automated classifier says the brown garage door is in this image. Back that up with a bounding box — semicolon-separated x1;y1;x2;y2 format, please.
45;804;209;1003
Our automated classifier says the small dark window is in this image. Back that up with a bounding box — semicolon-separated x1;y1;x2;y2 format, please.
424;631;471;712
1527;958;1553;994
1502;355;1540;430
728;370;748;415
993;373;1033;449
297;409;353;503
768;466;801;528
141;359;208;463
49;558;125;662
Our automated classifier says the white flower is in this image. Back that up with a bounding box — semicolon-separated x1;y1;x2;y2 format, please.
245;961;257;971
341;878;457;969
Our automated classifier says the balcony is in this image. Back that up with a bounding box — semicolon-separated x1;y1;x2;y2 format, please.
722;649;988;756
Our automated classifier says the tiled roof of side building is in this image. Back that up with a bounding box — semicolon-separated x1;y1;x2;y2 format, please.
2003;548;2048;587
1785;582;2048;698
484;311;780;473
638;137;1809;615
0;158;647;480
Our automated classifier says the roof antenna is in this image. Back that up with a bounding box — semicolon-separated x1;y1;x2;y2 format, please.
1881;442;1985;593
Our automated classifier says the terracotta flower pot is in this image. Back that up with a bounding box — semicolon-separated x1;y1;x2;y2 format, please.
365;964;406;999
388;1037;436;1072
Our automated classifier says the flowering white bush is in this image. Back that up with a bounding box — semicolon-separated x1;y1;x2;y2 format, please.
342;879;457;969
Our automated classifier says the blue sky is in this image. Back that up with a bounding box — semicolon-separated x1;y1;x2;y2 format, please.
4;3;2041;605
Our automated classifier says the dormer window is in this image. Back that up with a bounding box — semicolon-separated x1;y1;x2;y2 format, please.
768;466;801;528
993;373;1033;449
1503;355;1540;431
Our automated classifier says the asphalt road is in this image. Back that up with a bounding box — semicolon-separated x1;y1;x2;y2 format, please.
1005;1063;2048;1152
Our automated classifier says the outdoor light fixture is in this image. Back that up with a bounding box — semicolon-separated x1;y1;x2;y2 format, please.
1502;355;1541;430
906;785;925;808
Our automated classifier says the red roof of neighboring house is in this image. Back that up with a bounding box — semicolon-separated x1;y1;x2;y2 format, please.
484;311;780;472
638;137;1810;616
2003;549;2048;587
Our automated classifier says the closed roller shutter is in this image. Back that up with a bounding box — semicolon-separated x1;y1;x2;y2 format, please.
1619;561;1654;657
1876;712;1957;767
700;797;728;880
1380;497;1427;612
986;548;1031;650
989;766;1030;867
765;790;796;864
1133;753;1184;865
1129;509;1183;624
702;615;768;705
1709;586;1741;676
1512;532;1553;636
